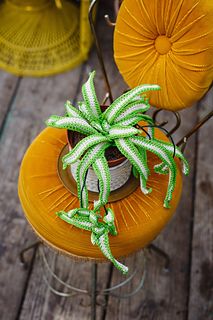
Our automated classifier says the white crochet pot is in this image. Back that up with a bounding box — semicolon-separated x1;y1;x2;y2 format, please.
70;158;132;192
67;113;133;193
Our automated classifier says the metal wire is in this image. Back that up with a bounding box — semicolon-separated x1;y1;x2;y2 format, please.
152;108;213;152
42;272;80;298
19;241;41;266
177;109;213;147
102;269;137;293
39;246;88;294
138;124;176;158
38;243;146;299
99;251;146;298
152;109;181;136
89;0;114;103
104;14;116;27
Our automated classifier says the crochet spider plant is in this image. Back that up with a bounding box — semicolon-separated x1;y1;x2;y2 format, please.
46;71;189;274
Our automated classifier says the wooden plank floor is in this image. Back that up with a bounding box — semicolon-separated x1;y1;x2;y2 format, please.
0;4;212;320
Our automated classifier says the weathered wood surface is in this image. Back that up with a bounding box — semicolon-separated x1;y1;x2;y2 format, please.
105;105;199;320
0;2;212;320
0;67;83;320
0;73;19;130
188;88;213;320
18;7;126;319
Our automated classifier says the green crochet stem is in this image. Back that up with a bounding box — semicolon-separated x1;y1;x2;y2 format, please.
57;208;128;274
46;71;189;273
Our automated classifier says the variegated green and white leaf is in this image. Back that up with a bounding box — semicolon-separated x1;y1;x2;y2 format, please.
115;138;150;194
108;125;140;139
147;126;154;139
57;210;127;273
96;232;128;274
76;142;110;208
82;71;102;121
154;140;189;175
62;134;108;169
103;84;160;124
138;145;148;164
45;115;98;136
78;101;95;123
56;211;93;231
154;162;169;174
130;136;177;207
117;115;150;127
114;101;149;123
91;120;106;134
103;208;117;236
139;114;154;124
92;155;111;211
89;211;99;225
65;101;83;119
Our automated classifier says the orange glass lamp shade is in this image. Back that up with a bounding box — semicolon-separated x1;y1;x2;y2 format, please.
18;127;183;260
114;0;213;110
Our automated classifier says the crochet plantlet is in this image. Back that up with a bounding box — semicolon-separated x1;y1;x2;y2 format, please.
46;71;189;274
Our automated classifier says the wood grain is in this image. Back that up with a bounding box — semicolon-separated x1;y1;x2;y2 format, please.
0;67;83;320
0;2;212;319
19;245;112;320
18;7;127;319
105;106;199;320
188;88;213;320
0;71;19;130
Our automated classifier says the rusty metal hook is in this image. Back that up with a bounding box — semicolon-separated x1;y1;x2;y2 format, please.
153;108;213;152
152;109;181;137
177;109;213;148
104;14;116;27
104;0;121;27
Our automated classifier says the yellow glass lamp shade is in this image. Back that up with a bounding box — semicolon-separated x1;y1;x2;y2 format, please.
114;0;213;110
0;0;93;76
18;127;183;260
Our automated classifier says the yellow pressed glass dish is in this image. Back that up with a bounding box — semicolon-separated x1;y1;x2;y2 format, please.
0;0;93;76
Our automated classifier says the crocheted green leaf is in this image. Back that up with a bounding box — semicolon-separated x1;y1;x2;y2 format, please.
108;125;140;139
117;115;149;127
45;115;98;136
78;101;95;123
62;134;108;169
103;208;117;236
56;209;128;274
96;232;128;274
103;84;160;124
154;162;169;174
114;100;149;123
115;138;151;194
82;71;102;121
65;101;83;119
92;155;111;211
130;136;177;207
76;142;110;208
154;140;190;175
57;210;93;231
